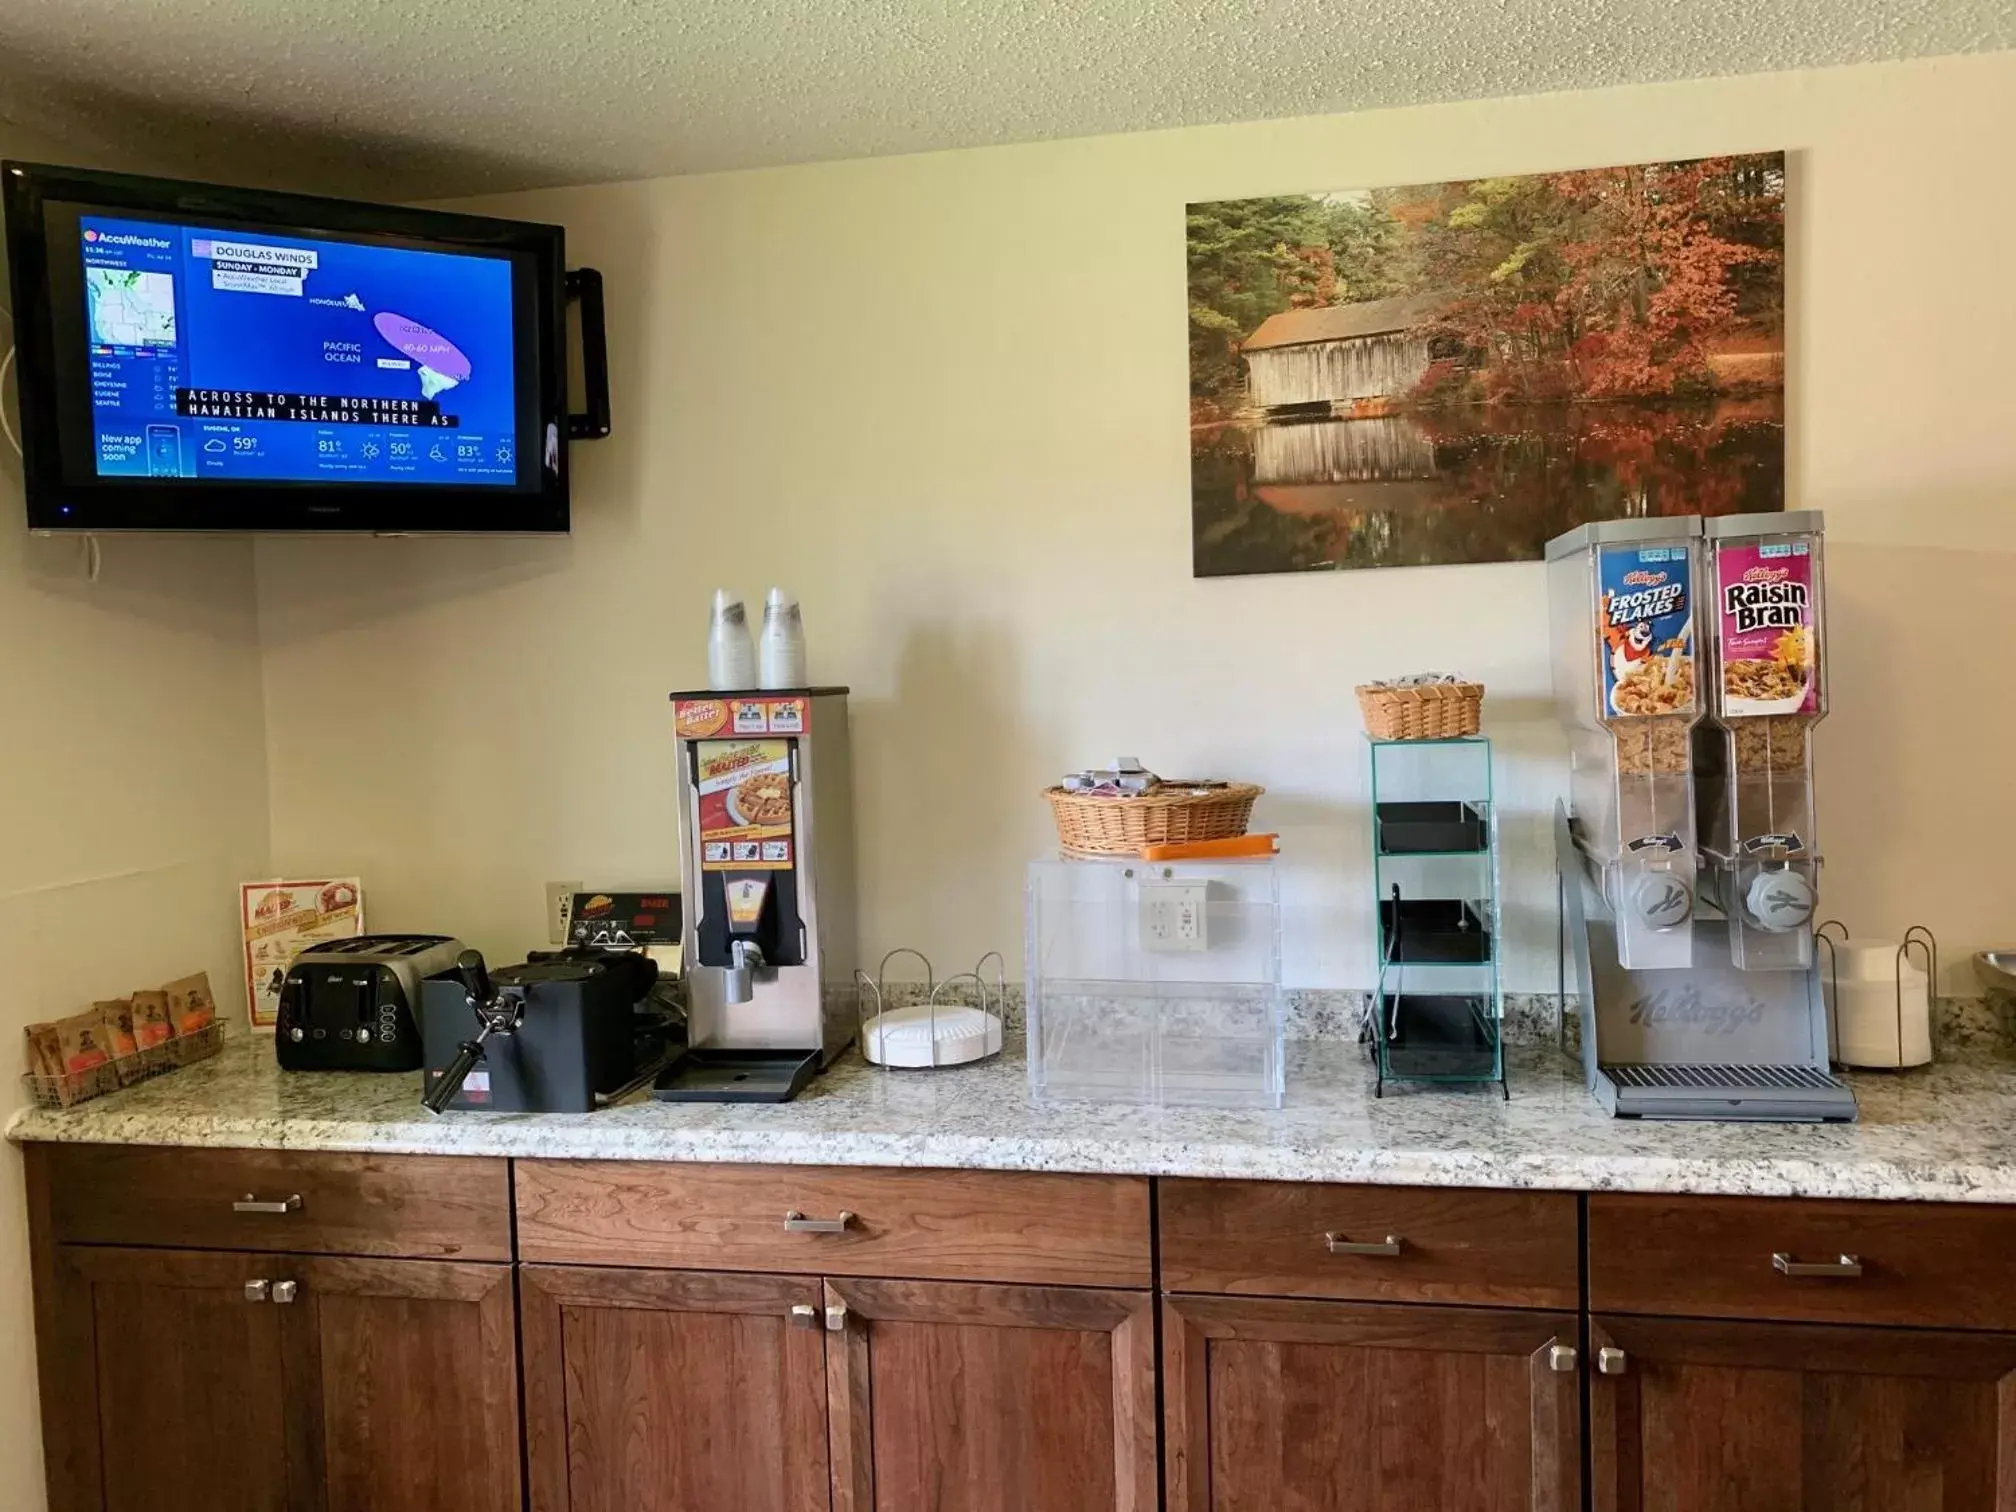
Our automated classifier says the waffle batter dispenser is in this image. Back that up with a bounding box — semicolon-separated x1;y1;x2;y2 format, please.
1547;513;1853;1122
655;688;857;1102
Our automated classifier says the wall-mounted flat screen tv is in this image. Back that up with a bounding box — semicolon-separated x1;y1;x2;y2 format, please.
3;162;608;533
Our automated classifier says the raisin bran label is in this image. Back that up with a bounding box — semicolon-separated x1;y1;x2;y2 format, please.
1715;540;1817;716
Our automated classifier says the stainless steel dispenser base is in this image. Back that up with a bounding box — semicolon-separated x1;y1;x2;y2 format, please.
1558;804;1856;1124
1593;1062;1852;1121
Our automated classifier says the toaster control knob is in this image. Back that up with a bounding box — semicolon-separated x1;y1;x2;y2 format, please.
354;1027;371;1044
289;1028;305;1043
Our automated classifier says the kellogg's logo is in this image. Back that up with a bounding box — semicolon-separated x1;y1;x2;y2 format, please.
1626;988;1765;1035
1622;569;1669;587
1741;565;1791;584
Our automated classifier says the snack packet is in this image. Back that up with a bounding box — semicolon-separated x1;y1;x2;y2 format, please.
95;999;144;1085
52;1009;117;1103
164;972;220;1065
164;973;218;1037
129;990;176;1054
23;1023;63;1085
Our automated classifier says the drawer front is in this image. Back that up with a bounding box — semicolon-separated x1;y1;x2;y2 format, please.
1160;1179;1581;1309
516;1161;1153;1288
44;1145;512;1261
1589;1193;2016;1329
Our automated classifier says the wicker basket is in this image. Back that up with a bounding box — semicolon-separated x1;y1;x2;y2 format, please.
1355;681;1484;740
1044;783;1263;857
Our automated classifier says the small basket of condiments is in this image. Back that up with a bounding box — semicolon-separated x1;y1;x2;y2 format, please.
1356;674;1484;740
22;972;225;1110
1044;760;1265;857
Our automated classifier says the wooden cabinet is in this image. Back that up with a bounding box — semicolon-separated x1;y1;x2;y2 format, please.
56;1247;299;1512
1589;1191;2016;1330
520;1266;830;1512
516;1160;1152;1287
45;1245;519;1512
26;1147;520;1512
1161;1179;1579;1309
519;1260;1157;1511
41;1146;2016;1512
1164;1295;1580;1512
293;1255;521;1512
1588;1314;2016;1510
826;1277;1157;1512
42;1144;511;1260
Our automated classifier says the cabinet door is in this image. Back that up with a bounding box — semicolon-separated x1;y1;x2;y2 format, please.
520;1266;830;1512
1164;1295;1580;1512
825;1277;1157;1512
290;1256;521;1512
59;1246;306;1512
1589;1315;2016;1511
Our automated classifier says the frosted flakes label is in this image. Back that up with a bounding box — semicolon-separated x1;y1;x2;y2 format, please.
1716;541;1817;715
1597;544;1696;719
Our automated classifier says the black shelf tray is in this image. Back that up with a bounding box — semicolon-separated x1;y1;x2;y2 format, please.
1380;897;1492;964
1375;801;1488;855
1378;993;1499;1080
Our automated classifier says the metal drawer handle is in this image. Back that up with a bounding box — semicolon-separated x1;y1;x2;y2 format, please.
270;1280;298;1305
1772;1252;1863;1279
1325;1232;1403;1257
789;1304;819;1330
1597;1346;1628;1376
233;1193;304;1216
783;1209;855;1234
1547;1343;1578;1374
244;1279;270;1303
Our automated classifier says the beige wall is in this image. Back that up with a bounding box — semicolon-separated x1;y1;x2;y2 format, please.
0;127;274;1511
255;50;2016;996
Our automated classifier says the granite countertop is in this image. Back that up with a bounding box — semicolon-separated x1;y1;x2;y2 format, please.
14;1033;2016;1203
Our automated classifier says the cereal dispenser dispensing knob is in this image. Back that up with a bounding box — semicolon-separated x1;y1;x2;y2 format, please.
1630;872;1694;931
1745;869;1816;933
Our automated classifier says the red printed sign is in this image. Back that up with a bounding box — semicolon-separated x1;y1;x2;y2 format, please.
694;740;795;872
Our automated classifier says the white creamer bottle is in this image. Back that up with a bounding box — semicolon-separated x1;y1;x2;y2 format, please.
707;590;756;690
759;587;807;690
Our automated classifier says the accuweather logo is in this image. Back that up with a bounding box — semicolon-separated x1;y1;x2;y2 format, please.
85;231;172;249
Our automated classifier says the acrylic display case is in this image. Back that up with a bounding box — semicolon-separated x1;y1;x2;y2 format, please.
1025;856;1283;1109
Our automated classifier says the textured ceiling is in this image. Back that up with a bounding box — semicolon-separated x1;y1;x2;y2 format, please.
0;0;2009;199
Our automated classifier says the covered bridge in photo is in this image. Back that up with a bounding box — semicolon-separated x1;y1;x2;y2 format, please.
1241;291;1455;414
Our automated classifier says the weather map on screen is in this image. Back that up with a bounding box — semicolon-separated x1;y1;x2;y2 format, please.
79;215;519;485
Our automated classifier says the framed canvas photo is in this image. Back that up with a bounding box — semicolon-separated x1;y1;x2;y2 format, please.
1188;153;1785;576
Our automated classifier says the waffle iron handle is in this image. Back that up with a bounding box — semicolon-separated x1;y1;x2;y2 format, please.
424;1036;487;1115
423;949;507;1116
454;948;493;1008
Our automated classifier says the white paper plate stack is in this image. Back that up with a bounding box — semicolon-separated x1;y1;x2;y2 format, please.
861;1004;1003;1068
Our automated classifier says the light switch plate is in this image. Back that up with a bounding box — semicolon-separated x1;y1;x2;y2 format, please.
546;879;585;945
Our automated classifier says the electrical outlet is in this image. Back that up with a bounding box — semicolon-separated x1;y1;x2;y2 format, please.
546;880;584;945
1142;880;1209;952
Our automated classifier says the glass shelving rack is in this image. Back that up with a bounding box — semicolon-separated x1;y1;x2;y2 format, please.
1368;735;1506;1098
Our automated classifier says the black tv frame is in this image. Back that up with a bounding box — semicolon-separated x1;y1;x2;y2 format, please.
3;161;607;533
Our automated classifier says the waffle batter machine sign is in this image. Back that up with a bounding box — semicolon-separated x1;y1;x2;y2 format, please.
696;741;794;871
1716;542;1817;715
1597;545;1695;719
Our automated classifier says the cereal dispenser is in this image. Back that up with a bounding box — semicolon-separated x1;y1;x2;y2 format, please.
1696;513;1827;971
655;688;857;1102
1548;515;1853;1122
1545;519;1704;971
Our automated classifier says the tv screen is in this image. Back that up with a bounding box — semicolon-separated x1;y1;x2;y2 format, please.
4;163;599;532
